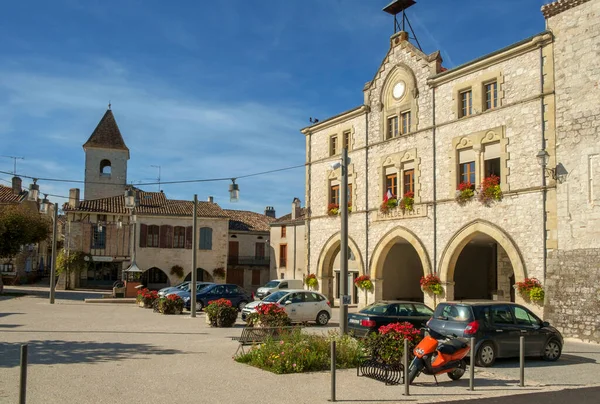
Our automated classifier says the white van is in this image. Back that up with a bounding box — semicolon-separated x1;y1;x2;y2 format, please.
256;279;304;299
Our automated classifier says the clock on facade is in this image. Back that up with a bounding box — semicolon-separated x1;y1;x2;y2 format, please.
392;81;406;100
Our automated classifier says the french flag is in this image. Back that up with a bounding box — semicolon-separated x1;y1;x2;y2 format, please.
383;190;394;202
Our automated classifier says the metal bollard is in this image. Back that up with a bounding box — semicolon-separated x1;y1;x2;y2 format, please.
403;339;410;396
330;340;336;402
519;336;525;387
19;344;28;404
469;337;475;391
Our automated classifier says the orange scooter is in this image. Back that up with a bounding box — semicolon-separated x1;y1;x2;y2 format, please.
407;331;471;384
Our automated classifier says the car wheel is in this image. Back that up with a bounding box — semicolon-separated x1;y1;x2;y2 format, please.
316;311;330;326
448;359;466;380
476;342;496;367
542;339;561;361
238;301;248;311
196;301;204;311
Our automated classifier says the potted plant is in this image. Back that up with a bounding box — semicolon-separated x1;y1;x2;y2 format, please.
362;322;422;366
246;303;291;328
478;175;502;205
515;277;545;303
398;191;414;212
327;203;339;216
205;298;238;327
354;275;373;306
212;267;225;279
156;294;184;314
379;198;398;214
137;288;158;308
456;181;475;205
305;273;318;290
420;274;443;295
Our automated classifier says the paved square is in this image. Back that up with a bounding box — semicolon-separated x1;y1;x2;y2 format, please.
1;288;599;404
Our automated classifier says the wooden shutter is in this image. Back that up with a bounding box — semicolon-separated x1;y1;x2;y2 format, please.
252;269;261;285
255;243;265;258
159;225;173;248
200;227;213;250
185;226;193;249
139;224;147;248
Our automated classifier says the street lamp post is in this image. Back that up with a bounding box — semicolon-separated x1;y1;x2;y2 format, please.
191;194;198;318
40;194;58;304
123;189;142;286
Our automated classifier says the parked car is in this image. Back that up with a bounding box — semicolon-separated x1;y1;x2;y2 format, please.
241;289;332;325
158;281;190;297
347;300;434;337
167;282;213;300
183;283;253;311
427;301;563;367
256;279;304;299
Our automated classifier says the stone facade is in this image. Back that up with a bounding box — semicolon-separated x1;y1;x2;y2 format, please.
302;0;599;330
544;0;600;342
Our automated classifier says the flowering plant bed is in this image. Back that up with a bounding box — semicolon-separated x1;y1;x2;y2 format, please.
399;191;414;212
235;329;362;374
456;182;475;205
327;203;351;216
137;288;158;308
305;273;318;290
246;303;292;328
205;298;238;327
361;322;422;365
354;275;373;292
155;294;184;314
478;175;502;205
379;198;398;213
515;277;545;303
420;274;443;295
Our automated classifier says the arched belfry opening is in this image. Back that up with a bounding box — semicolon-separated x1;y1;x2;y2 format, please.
100;159;112;176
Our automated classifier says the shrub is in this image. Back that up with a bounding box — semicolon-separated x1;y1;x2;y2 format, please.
456;182;475;205
354;275;373;292
205;298;238;327
398;191;414;212
305;273;318;290
420;274;443;295
246;303;292;327
235;329;362;374
362;322;422;365
515;278;545;303
156;294;184;314
478;175;502;205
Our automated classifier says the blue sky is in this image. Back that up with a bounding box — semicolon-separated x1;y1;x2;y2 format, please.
0;0;552;217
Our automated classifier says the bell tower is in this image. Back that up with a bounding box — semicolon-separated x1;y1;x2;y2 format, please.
83;107;130;200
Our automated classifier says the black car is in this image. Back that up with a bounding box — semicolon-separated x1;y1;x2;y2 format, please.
347;300;434;337
427;301;563;367
184;283;253;311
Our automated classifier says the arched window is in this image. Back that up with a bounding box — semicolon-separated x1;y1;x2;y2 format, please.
199;227;213;250
100;159;112;176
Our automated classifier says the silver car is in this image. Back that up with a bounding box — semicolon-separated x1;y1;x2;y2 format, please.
157;281;190;298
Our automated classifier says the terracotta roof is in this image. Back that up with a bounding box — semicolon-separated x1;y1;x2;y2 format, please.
0;185;27;204
224;209;275;232
83;109;129;152
273;207;307;225
542;0;591;18
63;190;229;218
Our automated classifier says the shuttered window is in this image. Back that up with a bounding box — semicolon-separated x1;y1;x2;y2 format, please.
159;225;173;248
173;226;185;248
139;224;147;248
185;226;193;249
199;227;213;250
147;225;159;247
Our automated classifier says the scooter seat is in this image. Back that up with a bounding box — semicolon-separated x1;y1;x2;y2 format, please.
438;339;468;354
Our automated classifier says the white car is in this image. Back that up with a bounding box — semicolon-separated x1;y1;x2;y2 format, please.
241;289;331;326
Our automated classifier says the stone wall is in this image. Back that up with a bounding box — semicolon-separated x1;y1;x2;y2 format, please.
84;148;128;200
545;249;600;343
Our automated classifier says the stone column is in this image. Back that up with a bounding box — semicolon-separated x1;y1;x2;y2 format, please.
496;245;512;301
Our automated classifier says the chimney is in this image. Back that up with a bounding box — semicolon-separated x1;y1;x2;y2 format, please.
291;198;301;220
265;206;276;218
11;176;22;195
207;196;214;203
69;188;80;208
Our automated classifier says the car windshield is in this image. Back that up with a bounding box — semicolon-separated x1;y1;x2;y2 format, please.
264;281;280;288
177;282;189;290
434;304;473;322
263;291;287;302
360;302;392;315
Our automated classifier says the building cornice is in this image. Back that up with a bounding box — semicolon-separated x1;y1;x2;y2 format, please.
428;32;553;87
541;0;592;18
300;105;368;135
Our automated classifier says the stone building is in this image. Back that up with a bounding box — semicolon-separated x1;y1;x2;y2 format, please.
301;0;600;341
269;198;307;282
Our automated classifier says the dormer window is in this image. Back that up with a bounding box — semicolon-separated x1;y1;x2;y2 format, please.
100;159;112;177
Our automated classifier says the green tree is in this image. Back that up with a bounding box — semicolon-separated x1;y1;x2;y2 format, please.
0;204;50;259
56;250;89;289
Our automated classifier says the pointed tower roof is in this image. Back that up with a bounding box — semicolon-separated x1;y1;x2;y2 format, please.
83;109;130;153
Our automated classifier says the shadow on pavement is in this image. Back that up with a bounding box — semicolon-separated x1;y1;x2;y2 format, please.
0;339;189;368
490;354;597;368
0;312;24;319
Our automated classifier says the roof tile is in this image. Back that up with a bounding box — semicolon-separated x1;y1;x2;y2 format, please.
83;109;129;152
0;185;27;204
223;209;275;232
